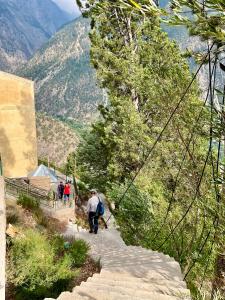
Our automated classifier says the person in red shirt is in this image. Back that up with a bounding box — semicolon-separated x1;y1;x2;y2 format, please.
63;182;70;205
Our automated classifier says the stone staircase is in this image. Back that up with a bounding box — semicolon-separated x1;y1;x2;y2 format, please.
45;222;191;300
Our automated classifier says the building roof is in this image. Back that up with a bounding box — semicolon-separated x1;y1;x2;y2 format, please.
28;164;58;183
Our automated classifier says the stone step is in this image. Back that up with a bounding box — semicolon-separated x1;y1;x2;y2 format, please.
102;266;184;282
102;260;181;271
91;248;173;262
74;289;148;300
127;246;174;258
71;291;90;300
56;291;86;300
91;253;174;266
98;269;184;282
87;277;190;297
56;291;91;300
74;284;181;300
87;272;187;289
92;248;164;257
100;254;175;265
90;245;127;252
83;241;126;250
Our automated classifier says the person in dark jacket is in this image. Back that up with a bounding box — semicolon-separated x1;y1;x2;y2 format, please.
57;181;64;200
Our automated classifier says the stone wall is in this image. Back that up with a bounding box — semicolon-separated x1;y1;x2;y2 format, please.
0;177;5;300
0;71;38;178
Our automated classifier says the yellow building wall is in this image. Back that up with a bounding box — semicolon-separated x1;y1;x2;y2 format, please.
0;71;38;178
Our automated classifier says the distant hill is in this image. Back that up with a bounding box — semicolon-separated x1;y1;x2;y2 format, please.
18;17;103;123
0;0;72;71
36;114;79;167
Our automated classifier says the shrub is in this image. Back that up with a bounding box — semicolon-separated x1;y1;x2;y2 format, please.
33;209;48;228
17;194;39;211
7;211;19;225
68;239;89;267
7;230;74;300
51;235;65;254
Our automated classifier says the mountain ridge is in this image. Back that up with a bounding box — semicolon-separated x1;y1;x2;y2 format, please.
17;17;103;123
0;0;73;71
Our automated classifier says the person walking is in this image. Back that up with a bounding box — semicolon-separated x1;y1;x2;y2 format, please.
87;189;99;234
63;182;70;206
57;181;64;200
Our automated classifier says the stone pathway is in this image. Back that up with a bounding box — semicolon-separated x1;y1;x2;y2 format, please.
45;200;192;300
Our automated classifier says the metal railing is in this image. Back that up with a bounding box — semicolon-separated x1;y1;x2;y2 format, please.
5;177;55;208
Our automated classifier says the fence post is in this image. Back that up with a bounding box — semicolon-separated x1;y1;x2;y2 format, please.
0;176;6;300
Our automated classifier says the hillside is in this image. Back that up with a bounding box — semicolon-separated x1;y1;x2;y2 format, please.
36;114;79;167
0;0;72;71
18;17;103;123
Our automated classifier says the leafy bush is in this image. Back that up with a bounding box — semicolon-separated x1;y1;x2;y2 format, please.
68;239;89;267
8;230;75;300
17;194;39;211
51;235;65;254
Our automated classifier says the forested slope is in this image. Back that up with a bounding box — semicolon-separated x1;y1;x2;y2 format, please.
18;17;103;123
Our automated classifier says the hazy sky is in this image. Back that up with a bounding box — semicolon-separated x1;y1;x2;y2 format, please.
52;0;80;15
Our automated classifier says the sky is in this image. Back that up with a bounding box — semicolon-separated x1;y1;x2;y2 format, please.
52;0;80;16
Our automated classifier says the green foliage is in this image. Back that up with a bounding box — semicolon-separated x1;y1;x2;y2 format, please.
64;152;77;176
57;116;89;137
77;0;204;189
68;239;89;267
77;129;110;190
17;194;39;211
8;230;75;300
51;235;65;254
108;182;154;244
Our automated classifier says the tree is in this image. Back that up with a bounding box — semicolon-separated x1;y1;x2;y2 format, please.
76;0;204;183
64;152;77;176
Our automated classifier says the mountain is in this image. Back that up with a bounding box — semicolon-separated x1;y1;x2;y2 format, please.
0;0;72;71
18;17;103;123
36;114;79;167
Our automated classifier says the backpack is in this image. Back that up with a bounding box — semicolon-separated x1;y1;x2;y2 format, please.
96;197;104;216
